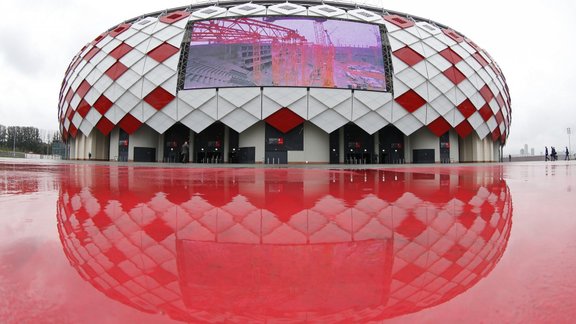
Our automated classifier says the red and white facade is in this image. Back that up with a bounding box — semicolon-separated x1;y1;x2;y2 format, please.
58;1;511;163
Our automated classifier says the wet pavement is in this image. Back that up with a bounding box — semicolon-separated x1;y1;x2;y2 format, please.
0;159;575;323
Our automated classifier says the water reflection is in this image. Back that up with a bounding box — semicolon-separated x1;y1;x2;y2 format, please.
57;167;512;322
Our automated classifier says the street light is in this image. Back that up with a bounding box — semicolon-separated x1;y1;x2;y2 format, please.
12;129;16;157
568;128;572;157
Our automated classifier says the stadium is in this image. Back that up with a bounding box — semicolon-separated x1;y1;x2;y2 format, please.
58;0;511;164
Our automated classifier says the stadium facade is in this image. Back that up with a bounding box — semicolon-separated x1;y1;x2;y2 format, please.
58;0;511;164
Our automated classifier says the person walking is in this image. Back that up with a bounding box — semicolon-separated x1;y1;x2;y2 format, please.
545;146;549;161
565;147;570;160
181;141;189;163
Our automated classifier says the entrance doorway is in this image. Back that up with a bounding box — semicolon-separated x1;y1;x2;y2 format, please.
344;124;373;164
439;132;450;163
379;125;404;164
194;122;224;163
118;129;129;162
329;131;339;164
164;123;189;163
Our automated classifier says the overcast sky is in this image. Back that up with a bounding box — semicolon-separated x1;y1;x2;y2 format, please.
1;0;575;155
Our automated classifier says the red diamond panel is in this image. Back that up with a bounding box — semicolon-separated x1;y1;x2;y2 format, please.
443;66;466;85
76;80;91;99
96;117;115;136
443;243;466;262
265;107;304;133
427;117;451;137
118;114;142;134
457;99;476;118
384;15;415;28
109;23;131;37
439;48;463;65
108;266;131;284
109;43;133;60
104;246;127;264
76;99;91;118
495;111;504;125
65;106;74;121
83;47;100;62
148;43;179;63
478;104;493;122
395;89;426;113
393;47;424;66
65;88;74;104
143;218;174;242
159;11;190;24
479;85;494;103
466;39;481;52
455;120;473;138
441;262;465;281
105;62;128;81
144;87;175;110
94;95;113;115
147;266;177;285
394;263;425;283
69;124;78;138
496;93;505;109
443;29;464;43
91;32;109;46
491;128;501;141
473;52;489;67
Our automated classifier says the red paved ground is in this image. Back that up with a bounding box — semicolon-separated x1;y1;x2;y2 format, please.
0;160;575;323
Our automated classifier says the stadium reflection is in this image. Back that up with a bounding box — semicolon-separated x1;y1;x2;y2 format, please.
57;166;512;323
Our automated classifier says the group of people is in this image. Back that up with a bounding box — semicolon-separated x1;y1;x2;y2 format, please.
545;146;570;161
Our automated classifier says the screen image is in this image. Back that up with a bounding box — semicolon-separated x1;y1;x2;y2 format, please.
182;17;388;91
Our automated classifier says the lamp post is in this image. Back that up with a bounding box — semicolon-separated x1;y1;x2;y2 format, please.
568;128;572;157
12;129;16;157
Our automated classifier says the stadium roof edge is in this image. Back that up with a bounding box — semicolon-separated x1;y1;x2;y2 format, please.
117;0;451;31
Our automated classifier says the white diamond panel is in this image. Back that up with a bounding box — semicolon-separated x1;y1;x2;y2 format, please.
79;120;94;136
228;3;267;16
475;123;490;139
308;5;346;18
267;3;307;16
394;114;423;135
147;111;175;134
178;89;217;108
354;112;389;135
191;6;227;20
85;109;102;129
309;110;348;134
181;110;215;133
220;109;259;133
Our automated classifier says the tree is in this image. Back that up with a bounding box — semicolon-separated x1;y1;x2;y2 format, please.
0;124;7;148
0;125;60;154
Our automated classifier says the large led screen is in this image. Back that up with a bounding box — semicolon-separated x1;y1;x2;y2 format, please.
182;17;388;91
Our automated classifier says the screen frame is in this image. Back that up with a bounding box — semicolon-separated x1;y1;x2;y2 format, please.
176;15;394;93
